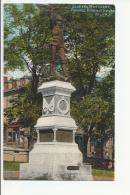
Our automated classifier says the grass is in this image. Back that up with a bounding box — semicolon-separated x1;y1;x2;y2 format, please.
92;168;114;177
4;161;20;171
3;161;114;179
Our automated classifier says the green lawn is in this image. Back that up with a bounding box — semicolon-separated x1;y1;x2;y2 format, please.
92;168;114;177
4;161;20;171
4;161;114;178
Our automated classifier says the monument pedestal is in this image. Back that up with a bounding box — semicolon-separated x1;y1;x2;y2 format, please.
20;80;93;180
20;142;92;180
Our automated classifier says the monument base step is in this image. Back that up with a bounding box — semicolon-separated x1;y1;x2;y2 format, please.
19;143;93;180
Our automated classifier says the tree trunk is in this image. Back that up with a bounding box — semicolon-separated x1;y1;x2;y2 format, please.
31;71;39;102
82;134;89;163
100;139;104;159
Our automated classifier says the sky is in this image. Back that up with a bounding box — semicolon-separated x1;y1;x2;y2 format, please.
5;69;31;78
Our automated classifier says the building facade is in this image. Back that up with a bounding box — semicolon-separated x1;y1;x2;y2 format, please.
4;76;31;149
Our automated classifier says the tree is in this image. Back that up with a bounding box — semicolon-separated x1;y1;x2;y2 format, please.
4;83;42;128
4;5;115;158
4;4;51;99
94;67;115;159
63;6;115;160
4;4;115;99
71;95;109;161
64;7;115;97
96;67;114;130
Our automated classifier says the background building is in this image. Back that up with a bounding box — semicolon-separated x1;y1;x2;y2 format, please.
4;75;31;149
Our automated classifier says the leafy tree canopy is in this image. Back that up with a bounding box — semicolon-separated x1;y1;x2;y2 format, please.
4;5;115;157
4;83;42;127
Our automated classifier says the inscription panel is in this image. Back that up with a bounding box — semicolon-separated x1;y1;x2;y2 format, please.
56;130;73;142
39;130;54;142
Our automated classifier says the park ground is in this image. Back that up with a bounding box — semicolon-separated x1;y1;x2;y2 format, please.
3;161;114;181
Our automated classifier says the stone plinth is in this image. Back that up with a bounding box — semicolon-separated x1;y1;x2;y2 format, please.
20;80;93;180
20;143;92;180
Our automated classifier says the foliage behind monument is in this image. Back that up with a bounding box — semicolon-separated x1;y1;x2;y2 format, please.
4;4;115;158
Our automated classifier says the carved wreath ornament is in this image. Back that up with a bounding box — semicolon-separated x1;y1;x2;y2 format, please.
57;97;69;114
43;96;69;115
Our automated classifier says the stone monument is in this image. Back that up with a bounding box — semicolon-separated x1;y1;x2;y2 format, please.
20;80;93;180
20;11;93;180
